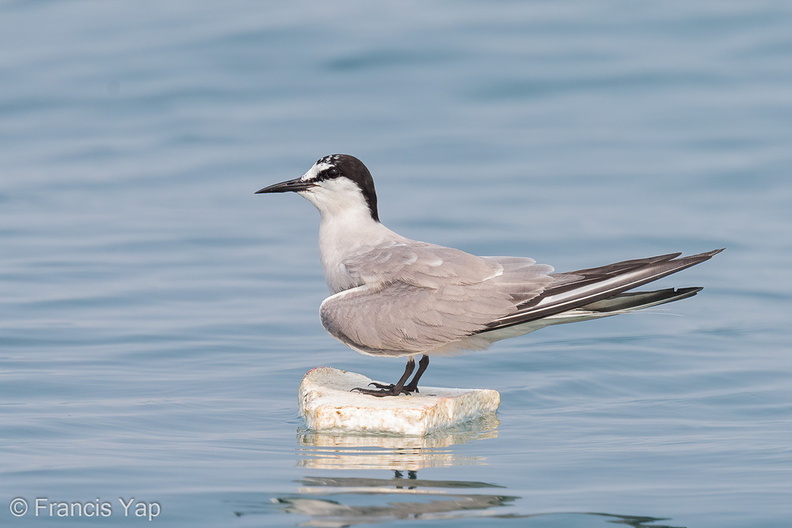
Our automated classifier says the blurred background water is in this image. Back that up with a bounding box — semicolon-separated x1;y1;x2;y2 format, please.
1;1;790;527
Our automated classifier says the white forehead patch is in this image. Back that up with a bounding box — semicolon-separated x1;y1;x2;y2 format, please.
301;161;332;182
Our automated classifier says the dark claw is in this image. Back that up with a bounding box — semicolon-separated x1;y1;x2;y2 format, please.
351;386;412;397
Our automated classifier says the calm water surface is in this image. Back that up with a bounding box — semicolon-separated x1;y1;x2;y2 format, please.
1;1;790;527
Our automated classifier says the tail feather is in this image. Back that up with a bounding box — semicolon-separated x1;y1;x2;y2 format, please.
480;249;723;333
580;286;703;312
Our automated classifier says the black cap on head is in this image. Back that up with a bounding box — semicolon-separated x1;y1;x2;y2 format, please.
314;154;379;222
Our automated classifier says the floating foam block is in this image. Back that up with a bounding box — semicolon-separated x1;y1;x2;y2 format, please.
298;367;500;436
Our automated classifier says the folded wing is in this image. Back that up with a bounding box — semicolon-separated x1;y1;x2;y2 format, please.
320;246;723;356
321;244;554;356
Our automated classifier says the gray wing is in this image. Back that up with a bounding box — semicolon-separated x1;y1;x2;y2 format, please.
319;244;554;356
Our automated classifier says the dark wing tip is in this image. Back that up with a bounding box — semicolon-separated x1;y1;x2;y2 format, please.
693;248;725;257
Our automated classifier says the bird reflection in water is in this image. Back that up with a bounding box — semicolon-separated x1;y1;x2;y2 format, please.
235;416;682;528
269;472;680;528
274;471;517;527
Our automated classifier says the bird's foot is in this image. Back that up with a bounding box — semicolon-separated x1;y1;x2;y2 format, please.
350;356;428;397
351;382;414;397
368;381;420;394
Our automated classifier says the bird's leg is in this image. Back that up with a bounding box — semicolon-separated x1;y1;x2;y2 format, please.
352;357;415;396
403;355;429;393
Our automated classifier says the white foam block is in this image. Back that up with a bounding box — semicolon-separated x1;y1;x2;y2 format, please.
298;367;500;436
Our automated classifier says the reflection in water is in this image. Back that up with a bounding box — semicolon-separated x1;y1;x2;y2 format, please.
264;472;682;528
246;416;681;527
273;473;518;527
271;489;680;528
296;413;500;470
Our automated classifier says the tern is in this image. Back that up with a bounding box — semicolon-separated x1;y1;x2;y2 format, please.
257;154;722;396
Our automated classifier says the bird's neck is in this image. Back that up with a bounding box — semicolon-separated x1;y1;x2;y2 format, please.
318;209;401;293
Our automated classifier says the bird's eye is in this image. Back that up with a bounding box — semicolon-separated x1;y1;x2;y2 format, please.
326;167;340;178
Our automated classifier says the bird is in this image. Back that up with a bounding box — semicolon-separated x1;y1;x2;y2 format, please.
256;154;723;397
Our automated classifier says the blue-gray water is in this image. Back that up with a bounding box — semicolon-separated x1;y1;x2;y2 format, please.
1;1;790;527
